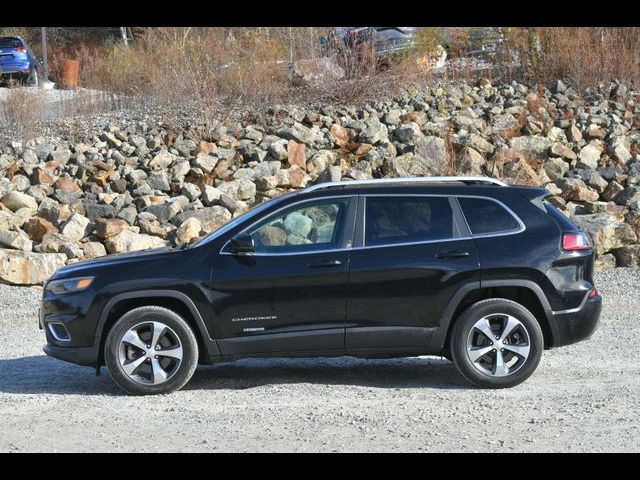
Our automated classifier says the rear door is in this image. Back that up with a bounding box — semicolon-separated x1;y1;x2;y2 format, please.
345;194;480;349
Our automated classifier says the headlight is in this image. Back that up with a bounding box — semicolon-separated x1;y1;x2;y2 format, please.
45;277;94;295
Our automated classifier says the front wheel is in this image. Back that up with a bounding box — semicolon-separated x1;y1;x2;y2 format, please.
104;306;199;395
450;299;544;388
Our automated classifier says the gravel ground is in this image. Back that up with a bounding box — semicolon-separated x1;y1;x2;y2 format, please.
1;269;639;452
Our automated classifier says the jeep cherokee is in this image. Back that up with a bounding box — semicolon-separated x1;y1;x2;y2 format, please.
40;176;602;395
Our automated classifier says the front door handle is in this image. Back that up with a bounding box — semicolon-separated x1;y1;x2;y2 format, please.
308;259;342;268
435;251;470;259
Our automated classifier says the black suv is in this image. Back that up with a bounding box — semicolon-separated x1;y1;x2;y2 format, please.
41;177;602;395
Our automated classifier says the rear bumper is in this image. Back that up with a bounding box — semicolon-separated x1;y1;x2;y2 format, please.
0;70;31;79
550;293;602;348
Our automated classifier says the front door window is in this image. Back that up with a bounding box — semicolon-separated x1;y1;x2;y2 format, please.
248;199;350;254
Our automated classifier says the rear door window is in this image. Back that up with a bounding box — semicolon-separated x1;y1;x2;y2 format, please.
365;196;456;246
458;197;521;235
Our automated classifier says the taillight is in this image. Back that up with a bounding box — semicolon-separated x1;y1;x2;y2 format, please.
562;232;592;251
588;288;598;298
14;46;27;53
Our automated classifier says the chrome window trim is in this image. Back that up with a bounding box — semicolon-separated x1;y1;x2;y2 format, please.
219;195;354;256
361;194;525;248
219;193;526;256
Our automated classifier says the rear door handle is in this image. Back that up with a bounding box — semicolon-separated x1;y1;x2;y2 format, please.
308;259;342;268
435;251;470;259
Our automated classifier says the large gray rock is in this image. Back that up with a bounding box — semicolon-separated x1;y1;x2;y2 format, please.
459;148;486;175
0;229;33;252
1;191;37;212
555;178;599;202
508;136;552;158
173;206;232;233
175;217;202;246
147;172;171;191
105;229;167;254
0;249;67;285
61;213;91;241
609;136;632;164
394;123;423;144
359;121;388;145
616;186;640;208
145;196;189;222
413;136;448;174
0;210;26;230
277;122;321;146
544;157;570;181
572;213;637;255
577;141;604;169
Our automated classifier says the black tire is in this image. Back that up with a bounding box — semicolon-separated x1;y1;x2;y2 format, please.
104;306;199;395
450;298;544;389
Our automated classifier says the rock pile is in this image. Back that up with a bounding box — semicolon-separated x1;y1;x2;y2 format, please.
1;79;639;284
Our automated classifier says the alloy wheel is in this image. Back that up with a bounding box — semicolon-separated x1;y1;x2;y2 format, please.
466;313;531;377
117;321;183;386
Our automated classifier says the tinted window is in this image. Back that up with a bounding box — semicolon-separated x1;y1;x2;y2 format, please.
365;196;454;246
248;199;349;253
458;197;520;235
0;38;23;49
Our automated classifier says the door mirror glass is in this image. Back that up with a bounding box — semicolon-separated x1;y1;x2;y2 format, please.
229;233;255;255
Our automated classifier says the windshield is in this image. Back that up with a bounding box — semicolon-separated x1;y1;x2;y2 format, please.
189;192;296;248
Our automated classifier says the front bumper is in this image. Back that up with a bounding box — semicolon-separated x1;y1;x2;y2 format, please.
550;293;602;348
43;343;100;366
40;285;102;367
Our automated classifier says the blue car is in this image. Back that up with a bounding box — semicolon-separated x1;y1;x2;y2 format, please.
0;36;40;86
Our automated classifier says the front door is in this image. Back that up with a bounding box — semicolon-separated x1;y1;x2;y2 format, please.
211;196;356;356
346;194;480;349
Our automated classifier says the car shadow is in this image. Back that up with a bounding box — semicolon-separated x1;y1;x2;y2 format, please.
0;355;121;396
185;355;469;391
0;355;469;396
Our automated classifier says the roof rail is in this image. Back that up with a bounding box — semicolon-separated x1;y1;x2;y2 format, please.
304;176;508;193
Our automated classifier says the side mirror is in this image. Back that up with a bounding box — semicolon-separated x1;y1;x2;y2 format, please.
229;233;255;255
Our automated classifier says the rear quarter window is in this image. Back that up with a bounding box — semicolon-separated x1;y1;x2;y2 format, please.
458;197;521;235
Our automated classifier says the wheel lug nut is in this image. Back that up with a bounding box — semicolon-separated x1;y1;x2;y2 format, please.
146;345;151;348
154;355;158;359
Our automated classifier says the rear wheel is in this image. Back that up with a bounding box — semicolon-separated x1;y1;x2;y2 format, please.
104;306;198;395
450;298;543;388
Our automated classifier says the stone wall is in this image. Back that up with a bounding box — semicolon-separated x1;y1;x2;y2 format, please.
1;79;639;284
